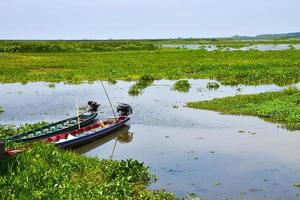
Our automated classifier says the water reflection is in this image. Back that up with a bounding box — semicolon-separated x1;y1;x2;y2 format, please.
117;131;134;144
73;125;132;154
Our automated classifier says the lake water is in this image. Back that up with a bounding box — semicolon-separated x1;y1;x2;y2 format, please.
0;80;300;200
161;44;300;51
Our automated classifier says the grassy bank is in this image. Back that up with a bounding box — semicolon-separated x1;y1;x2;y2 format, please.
0;124;175;199
187;87;300;130
0;144;174;199
1;49;300;85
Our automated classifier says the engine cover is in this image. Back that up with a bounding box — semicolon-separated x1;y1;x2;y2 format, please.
117;103;133;116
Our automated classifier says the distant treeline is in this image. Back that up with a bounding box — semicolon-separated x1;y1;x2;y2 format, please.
231;32;300;40
0;40;158;53
257;32;300;38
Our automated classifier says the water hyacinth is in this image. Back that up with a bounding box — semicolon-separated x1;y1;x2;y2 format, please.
0;49;299;86
206;82;220;90
0;143;175;199
128;74;155;96
173;80;191;92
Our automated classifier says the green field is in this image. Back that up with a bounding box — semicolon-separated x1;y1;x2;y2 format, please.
0;49;300;85
187;87;300;130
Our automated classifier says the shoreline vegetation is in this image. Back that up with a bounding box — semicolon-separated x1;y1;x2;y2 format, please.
0;144;175;199
0;123;175;199
187;87;300;130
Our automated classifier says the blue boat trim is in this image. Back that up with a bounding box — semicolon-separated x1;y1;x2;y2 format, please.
56;117;130;149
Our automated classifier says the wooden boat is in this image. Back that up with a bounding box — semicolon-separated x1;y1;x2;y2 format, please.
45;116;130;149
5;112;98;142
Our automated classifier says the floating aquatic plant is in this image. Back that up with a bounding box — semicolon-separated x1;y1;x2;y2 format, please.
173;80;191;92
47;83;56;88
206;82;220;90
128;74;155;96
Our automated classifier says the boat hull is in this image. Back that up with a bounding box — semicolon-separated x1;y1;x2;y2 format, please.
6;113;98;142
56;117;130;149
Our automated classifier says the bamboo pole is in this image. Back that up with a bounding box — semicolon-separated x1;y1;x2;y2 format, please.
76;99;80;129
100;81;117;118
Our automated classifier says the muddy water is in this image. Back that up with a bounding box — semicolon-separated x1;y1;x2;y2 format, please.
0;80;300;200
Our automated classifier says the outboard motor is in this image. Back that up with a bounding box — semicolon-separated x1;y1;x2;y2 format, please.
117;103;133;116
88;101;100;112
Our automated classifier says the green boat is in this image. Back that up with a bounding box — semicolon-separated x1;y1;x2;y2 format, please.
4;112;98;142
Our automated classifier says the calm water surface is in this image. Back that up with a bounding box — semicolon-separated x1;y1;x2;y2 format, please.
0;80;300;200
162;44;300;51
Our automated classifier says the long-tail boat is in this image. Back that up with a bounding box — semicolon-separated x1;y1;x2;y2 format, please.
4;112;98;142
46;116;130;149
45;104;132;149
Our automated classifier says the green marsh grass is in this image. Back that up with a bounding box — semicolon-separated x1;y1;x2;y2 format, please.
1;49;299;85
0;40;158;53
173;80;191;92
187;87;300;130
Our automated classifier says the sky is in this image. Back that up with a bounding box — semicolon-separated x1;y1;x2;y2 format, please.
0;0;299;39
